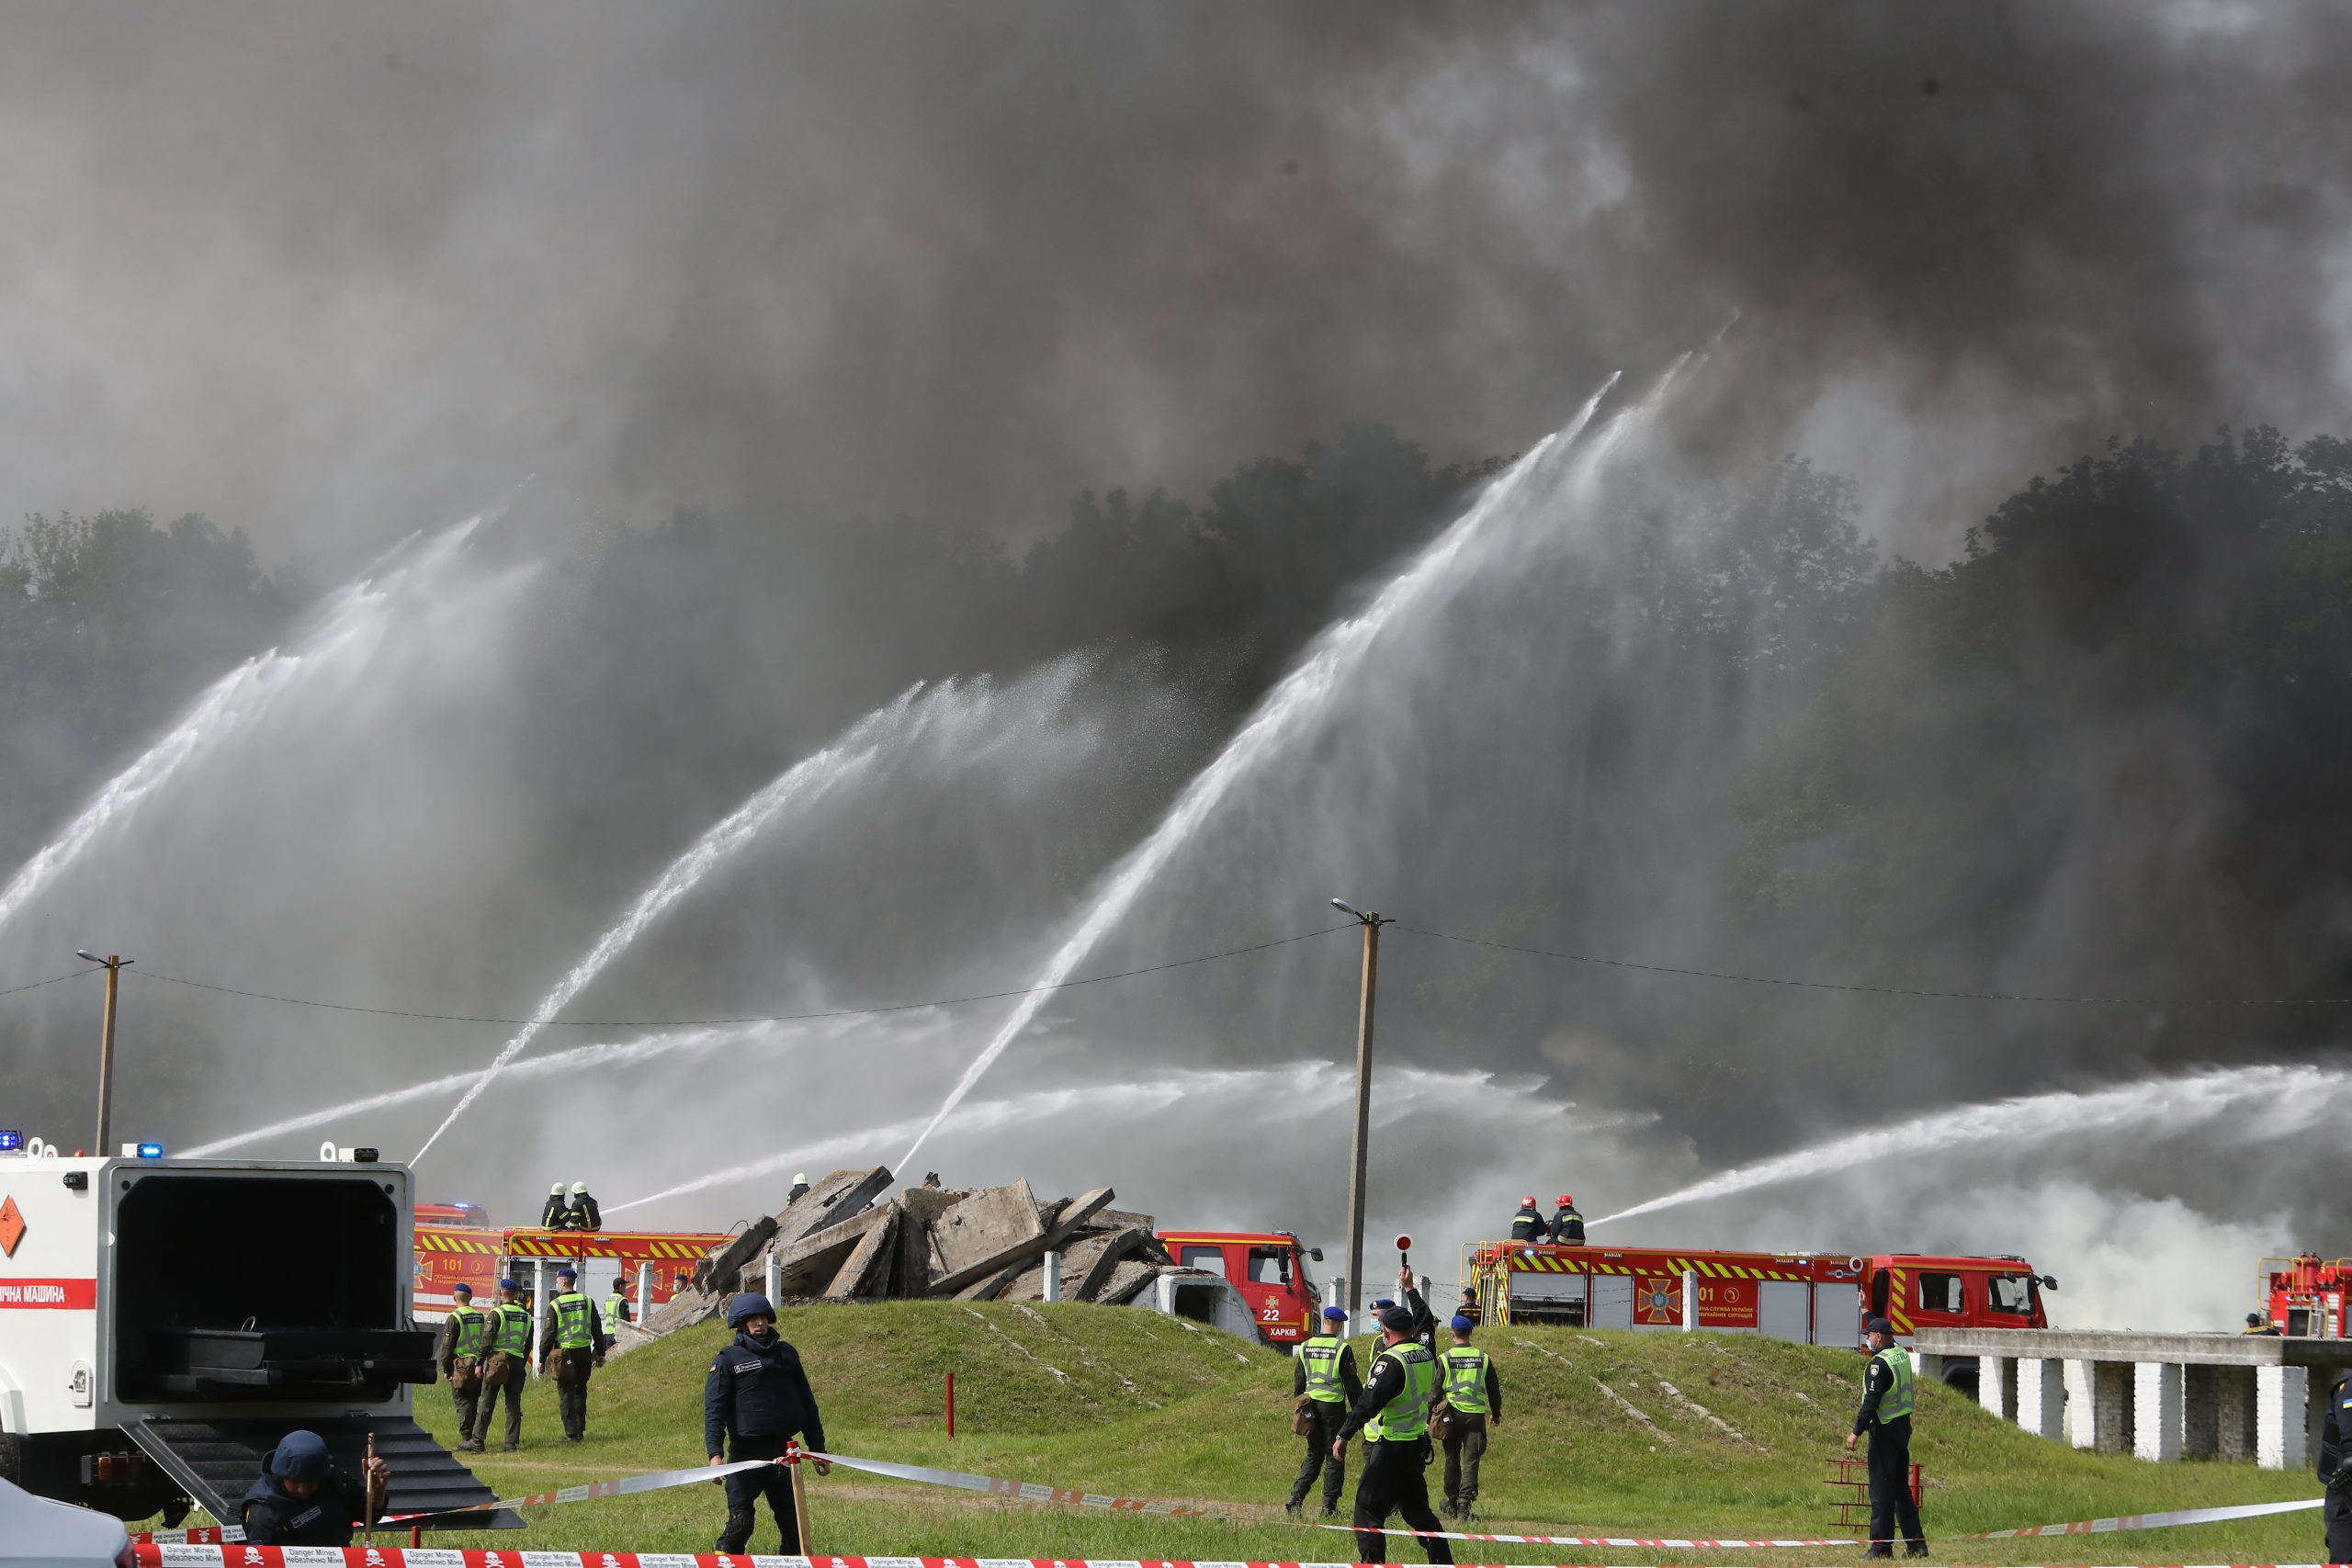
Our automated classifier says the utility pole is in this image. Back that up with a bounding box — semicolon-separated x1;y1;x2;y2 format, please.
79;950;132;1154
1329;900;1392;1321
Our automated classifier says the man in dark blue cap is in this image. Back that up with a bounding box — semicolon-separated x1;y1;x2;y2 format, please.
469;1277;535;1452
706;1292;830;1552
1284;1303;1363;1518
1332;1304;1453;1565
1439;1314;1501;1520
1846;1317;1927;1558
541;1265;611;1442
238;1430;390;1545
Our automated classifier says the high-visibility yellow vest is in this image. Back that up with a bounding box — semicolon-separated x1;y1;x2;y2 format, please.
1442;1346;1491;1414
1872;1345;1916;1423
489;1301;532;1356
447;1305;490;1360
551;1291;594;1351
605;1292;629;1326
1298;1336;1347;1404
1365;1343;1439;1442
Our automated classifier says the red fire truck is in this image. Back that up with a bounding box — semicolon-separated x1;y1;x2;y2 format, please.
1154;1229;1324;1346
1465;1241;2052;1392
2259;1253;2352;1336
413;1201;729;1322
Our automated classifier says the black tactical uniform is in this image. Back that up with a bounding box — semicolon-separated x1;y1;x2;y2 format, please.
705;1294;827;1553
1335;1316;1453;1566
2318;1373;2352;1564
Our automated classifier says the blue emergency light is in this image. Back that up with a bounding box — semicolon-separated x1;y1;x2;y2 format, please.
0;1129;22;1153
136;1141;164;1159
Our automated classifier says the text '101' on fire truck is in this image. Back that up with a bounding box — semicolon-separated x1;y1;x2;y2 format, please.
412;1201;728;1322
1463;1238;2053;1395
0;1132;515;1529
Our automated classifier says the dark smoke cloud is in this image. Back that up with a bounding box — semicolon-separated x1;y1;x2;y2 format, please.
6;3;2346;563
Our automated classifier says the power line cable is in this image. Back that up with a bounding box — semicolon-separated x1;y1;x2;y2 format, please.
121;922;1355;1028
1398;923;2352;1007
0;964;106;999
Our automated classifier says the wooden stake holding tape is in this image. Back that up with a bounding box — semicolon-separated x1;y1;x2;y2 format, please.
788;1441;813;1554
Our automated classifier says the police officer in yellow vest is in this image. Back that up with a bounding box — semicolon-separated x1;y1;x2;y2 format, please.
1332;1304;1454;1564
469;1279;535;1452
436;1283;491;1449
541;1265;612;1442
1846;1316;1927;1558
1285;1305;1363;1518
606;1279;633;1331
1438;1314;1501;1520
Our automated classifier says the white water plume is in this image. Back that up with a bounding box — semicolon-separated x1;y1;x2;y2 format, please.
0;521;480;938
1593;1062;2352;1227
893;370;1660;1174
407;683;938;1163
185;1011;950;1156
622;1061;1614;1215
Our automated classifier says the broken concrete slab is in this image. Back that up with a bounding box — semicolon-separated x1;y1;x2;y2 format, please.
771;1202;898;1297
825;1204;902;1300
692;1214;778;1294
895;1187;959;1292
772;1167;894;1248
1092;1258;1160;1306
930;1185;1115;1298
930;1181;1046;1279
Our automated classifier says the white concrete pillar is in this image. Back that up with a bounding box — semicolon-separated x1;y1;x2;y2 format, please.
2017;1358;2065;1440
1978;1355;2012;1421
764;1250;782;1309
2257;1364;2309;1471
528;1257;547;1378
2064;1359;2098;1449
636;1261;652;1325
1042;1250;1063;1303
2134;1362;2183;1461
1682;1269;1698;1332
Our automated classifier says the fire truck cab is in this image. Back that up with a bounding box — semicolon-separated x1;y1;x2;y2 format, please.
1153;1230;1323;1347
0;1134;508;1529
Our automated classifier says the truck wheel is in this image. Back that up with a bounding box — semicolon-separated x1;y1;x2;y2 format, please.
0;1433;22;1487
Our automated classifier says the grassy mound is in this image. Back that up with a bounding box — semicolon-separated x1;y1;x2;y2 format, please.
342;1304;2322;1561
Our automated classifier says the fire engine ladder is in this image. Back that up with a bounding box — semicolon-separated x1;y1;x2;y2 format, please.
1459;1240;1510;1327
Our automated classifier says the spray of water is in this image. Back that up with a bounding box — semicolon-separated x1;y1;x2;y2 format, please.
624;1061;1618;1214
1592;1062;2348;1227
408;682;935;1163
0;521;481;937
893;368;1671;1173
184;1010;954;1156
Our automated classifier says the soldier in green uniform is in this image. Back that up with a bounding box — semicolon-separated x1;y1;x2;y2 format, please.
1284;1304;1362;1518
540;1265;611;1442
1333;1304;1454;1564
469;1278;535;1451
1438;1314;1501;1519
436;1283;491;1451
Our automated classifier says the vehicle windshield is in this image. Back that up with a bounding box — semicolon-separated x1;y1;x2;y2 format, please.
1987;1274;2033;1314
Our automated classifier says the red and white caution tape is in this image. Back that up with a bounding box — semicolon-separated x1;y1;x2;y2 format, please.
127;1551;2351;1568
134;1453;807;1544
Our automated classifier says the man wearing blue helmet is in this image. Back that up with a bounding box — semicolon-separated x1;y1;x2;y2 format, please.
706;1292;830;1552
1284;1303;1363;1518
238;1430;390;1545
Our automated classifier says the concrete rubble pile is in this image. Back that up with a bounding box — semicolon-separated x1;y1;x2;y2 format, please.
642;1168;1187;1336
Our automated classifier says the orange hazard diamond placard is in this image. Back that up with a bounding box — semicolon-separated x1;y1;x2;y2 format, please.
0;1195;24;1258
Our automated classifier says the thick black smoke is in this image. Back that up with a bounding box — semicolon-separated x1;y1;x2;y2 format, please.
6;3;2346;560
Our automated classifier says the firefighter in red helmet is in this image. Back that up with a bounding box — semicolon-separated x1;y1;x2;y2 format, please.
1552;1195;1586;1245
1508;1197;1550;1244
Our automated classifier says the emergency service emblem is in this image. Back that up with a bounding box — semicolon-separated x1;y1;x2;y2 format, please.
0;1194;24;1258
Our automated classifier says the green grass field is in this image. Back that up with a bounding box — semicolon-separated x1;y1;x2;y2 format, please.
192;1305;2335;1562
